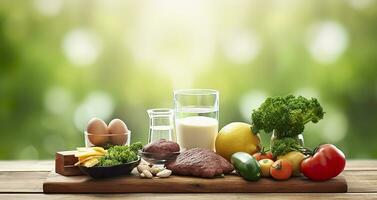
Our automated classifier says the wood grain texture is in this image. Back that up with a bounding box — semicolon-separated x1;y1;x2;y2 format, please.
2;193;377;200
345;160;377;171
344;170;377;193
0;172;49;192
0;161;53;172
42;172;347;193
55;151;83;176
0;160;377;200
1;160;375;172
3;169;377;194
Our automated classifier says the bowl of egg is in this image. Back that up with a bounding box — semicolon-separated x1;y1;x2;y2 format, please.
85;118;131;148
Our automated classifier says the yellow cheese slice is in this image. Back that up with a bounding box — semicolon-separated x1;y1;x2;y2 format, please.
91;147;107;154
75;150;104;158
74;156;102;166
83;158;100;167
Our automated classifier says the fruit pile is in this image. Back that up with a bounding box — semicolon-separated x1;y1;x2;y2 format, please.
214;95;346;182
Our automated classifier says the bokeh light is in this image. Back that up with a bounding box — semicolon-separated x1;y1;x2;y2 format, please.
347;0;375;10
74;91;114;131
33;0;63;17
222;29;261;64
127;0;215;88
307;21;349;64
239;91;268;121
319;106;348;143
62;28;102;67
44;86;73;115
0;0;376;159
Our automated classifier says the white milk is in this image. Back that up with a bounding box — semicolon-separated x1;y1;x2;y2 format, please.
175;116;219;150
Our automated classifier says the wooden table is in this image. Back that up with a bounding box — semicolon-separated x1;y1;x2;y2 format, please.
0;160;376;199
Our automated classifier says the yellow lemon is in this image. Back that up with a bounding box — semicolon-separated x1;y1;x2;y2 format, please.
215;122;261;161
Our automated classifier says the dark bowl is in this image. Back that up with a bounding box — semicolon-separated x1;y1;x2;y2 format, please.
138;150;180;165
78;156;140;179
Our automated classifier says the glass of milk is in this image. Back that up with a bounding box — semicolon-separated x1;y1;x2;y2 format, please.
174;89;219;151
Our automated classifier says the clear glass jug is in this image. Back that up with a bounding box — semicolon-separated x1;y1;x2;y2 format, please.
147;108;174;143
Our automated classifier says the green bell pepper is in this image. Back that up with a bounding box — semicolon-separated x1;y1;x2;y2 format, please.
231;152;261;181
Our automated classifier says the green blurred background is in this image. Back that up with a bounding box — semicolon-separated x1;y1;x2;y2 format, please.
0;0;376;160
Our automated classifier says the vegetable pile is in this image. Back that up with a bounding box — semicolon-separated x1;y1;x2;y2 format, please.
75;142;143;168
251;95;324;157
229;94;346;182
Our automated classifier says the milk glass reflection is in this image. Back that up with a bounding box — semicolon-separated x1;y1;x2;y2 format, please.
174;89;219;151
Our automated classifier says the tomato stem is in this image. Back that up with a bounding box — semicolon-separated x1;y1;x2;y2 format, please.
298;147;315;156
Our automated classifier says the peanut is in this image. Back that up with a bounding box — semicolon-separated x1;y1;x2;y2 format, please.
142;170;153;178
150;165;164;175
156;169;172;178
137;164;150;174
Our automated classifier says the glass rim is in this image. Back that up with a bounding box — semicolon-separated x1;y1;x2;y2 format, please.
84;131;131;136
174;89;219;96
147;108;174;115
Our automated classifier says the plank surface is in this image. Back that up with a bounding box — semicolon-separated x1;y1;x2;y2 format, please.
0;172;49;193
43;172;347;193
0;160;374;171
2;193;377;200
0;161;53;172
345;160;377;170
344;170;377;193
0;160;376;199
10;171;372;193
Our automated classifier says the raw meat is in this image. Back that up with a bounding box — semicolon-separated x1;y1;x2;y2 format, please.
166;148;234;178
143;139;180;153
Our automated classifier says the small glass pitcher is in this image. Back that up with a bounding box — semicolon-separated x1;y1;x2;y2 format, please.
147;108;174;143
270;129;305;149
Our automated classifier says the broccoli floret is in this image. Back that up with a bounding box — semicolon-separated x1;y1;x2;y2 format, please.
96;142;142;167
251;95;324;138
130;142;143;152
98;157;122;167
271;137;302;157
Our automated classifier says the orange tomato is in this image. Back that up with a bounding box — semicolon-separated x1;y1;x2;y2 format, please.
270;159;293;180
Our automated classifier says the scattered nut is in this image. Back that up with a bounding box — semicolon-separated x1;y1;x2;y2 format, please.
150;165;164;175
156;169;172;178
140;159;149;165
142;170;153;178
139;173;145;178
137;164;150;174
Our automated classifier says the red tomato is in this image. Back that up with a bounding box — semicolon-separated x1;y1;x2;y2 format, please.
301;144;346;181
253;152;273;161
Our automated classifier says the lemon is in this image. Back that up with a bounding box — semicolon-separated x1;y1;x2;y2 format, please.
215;122;261;161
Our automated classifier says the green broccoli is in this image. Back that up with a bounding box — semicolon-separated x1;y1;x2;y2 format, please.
251;95;324;138
97;157;122;167
271;137;302;157
130;142;143;152
97;142;142;167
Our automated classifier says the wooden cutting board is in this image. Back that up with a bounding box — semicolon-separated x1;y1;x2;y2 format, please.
43;171;347;193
